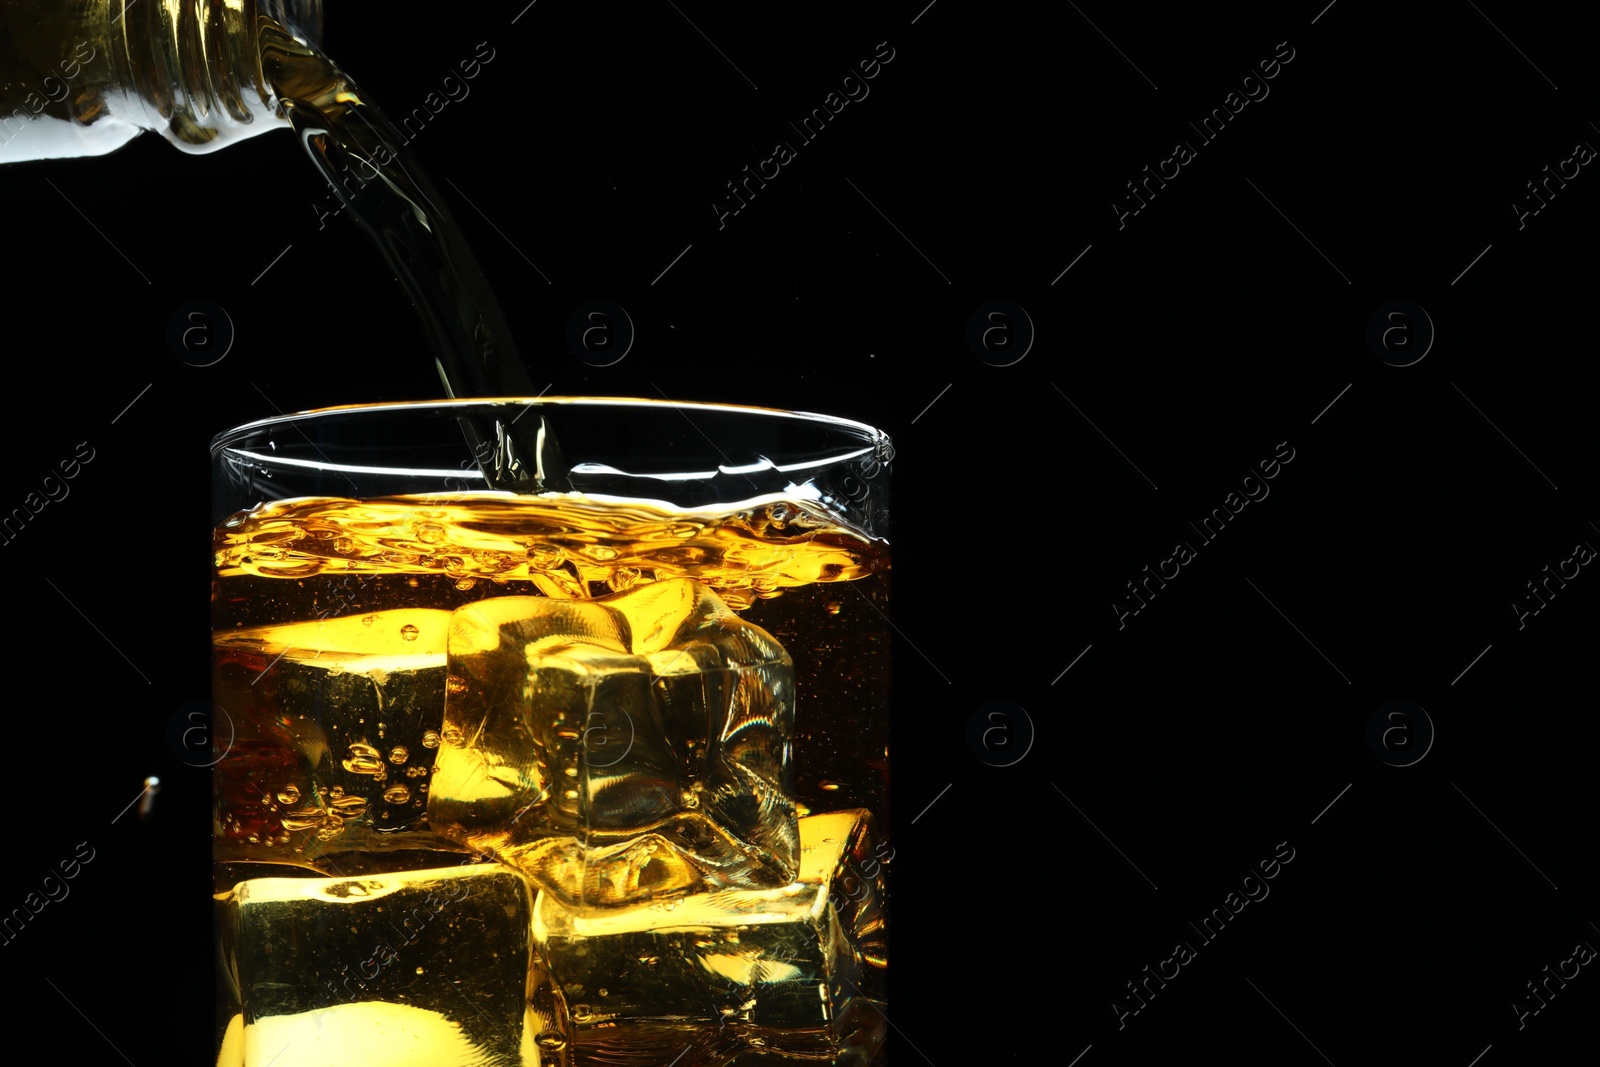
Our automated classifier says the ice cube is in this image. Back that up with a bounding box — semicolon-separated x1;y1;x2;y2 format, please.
212;609;472;873
429;578;798;908
215;863;557;1067
532;810;889;1066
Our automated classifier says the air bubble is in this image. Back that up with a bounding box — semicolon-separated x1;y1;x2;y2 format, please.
400;624;420;641
534;1033;568;1053
526;543;563;569
417;523;446;544
388;746;409;764
276;785;301;805
383;785;411;804
825;601;841;615
441;727;463;746
342;742;383;775
330;794;368;818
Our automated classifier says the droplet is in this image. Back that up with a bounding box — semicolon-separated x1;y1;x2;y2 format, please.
383;784;411;804
342;742;384;775
417;523;446;544
276;785;301;805
388;746;409;764
400;624;420;642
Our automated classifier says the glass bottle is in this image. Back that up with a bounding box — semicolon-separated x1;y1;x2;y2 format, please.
0;0;322;162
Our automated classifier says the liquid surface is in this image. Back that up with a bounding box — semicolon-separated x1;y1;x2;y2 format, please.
214;493;888;616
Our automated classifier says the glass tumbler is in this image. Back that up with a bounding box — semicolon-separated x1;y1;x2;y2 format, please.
209;397;893;1067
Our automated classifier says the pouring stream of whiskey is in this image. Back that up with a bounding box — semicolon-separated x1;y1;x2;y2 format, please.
256;21;557;492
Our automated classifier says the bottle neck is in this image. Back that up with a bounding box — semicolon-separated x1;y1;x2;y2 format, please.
119;0;320;153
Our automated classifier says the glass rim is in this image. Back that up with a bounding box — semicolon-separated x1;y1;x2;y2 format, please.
210;395;892;540
210;396;889;456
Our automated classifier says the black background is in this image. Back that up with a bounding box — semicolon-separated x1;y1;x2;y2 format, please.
2;2;1597;1064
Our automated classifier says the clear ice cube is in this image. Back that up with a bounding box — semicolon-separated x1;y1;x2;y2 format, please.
428;578;798;908
214;863;553;1067
211;608;475;873
533;810;890;1066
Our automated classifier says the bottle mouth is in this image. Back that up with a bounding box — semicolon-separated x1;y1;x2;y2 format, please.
260;0;324;49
